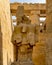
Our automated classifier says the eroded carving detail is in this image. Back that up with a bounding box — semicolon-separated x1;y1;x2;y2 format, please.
11;6;38;65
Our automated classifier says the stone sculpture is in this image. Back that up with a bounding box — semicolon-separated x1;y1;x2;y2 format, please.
11;6;38;65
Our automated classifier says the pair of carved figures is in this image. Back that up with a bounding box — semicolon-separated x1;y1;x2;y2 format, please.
11;6;38;65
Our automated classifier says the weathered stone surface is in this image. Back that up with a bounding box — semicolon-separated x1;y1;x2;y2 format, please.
0;23;3;65
10;3;46;17
12;6;38;65
32;32;46;65
0;1;47;65
32;41;46;65
46;0;52;65
0;0;14;65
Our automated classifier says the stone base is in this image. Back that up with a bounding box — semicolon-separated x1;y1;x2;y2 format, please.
11;59;34;65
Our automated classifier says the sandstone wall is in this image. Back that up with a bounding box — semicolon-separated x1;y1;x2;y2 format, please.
0;0;14;65
0;20;3;65
32;33;46;65
46;0;52;65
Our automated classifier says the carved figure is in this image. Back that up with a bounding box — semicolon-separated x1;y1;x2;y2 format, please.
11;6;38;65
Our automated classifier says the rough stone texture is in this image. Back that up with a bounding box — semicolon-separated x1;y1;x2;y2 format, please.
30;11;39;24
32;42;46;65
32;32;46;65
0;0;14;65
11;6;38;65
10;3;46;17
0;22;3;65
10;3;46;24
46;0;52;65
0;1;47;65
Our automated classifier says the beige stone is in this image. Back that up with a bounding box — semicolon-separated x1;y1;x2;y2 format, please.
10;3;46;24
11;6;39;65
32;41;46;65
10;3;46;17
0;1;49;65
0;0;14;65
46;0;52;65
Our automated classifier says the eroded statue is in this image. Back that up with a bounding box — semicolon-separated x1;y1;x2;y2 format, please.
11;6;38;65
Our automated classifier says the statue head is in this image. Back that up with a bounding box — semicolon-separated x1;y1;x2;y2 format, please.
16;6;24;25
16;6;31;25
